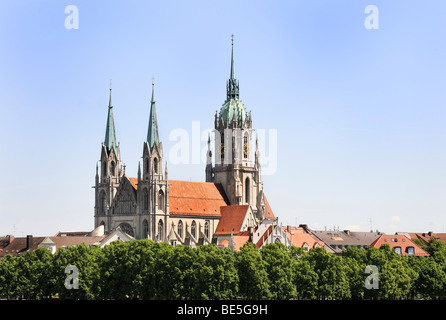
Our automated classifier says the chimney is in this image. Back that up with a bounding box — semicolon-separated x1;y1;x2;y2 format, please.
6;235;14;245
344;230;351;236
26;235;33;250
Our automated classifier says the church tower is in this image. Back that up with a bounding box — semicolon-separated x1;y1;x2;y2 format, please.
94;88;123;229
137;81;169;240
206;37;265;220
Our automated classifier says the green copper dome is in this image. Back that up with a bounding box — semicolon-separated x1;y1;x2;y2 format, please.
219;98;247;127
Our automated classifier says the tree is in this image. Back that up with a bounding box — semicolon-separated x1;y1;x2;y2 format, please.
190;244;238;299
0;255;19;299
235;242;271;299
412;256;446;299
307;247;351;299
260;243;297;300
52;244;103;299
16;248;54;299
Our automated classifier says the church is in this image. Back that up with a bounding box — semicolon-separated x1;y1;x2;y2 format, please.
93;40;276;247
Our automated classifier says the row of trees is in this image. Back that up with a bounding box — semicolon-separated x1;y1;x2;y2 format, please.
1;238;446;300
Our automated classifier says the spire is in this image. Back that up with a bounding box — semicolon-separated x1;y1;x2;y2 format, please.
104;87;118;154
226;34;239;100
147;78;160;151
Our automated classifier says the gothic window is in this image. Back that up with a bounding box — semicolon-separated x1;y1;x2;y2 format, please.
118;223;134;237
191;220;196;238
158;190;164;212
145;158;149;174
153;157;158;174
158;219;164;241
103;161;107;176
143;219;149;238
110;161;116;176
143;188;149;211
204;221;210;238
178;220;183;238
100;192;107;214
245;177;250;204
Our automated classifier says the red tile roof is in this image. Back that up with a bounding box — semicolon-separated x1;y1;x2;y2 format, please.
263;195;275;219
0;236;46;257
283;226;325;249
370;234;429;256
126;178;229;217
168;180;229;217
214;205;249;235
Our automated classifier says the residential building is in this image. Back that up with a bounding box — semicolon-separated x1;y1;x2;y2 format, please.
370;234;429;256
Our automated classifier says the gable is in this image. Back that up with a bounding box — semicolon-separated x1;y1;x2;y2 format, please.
110;177;138;215
215;205;252;235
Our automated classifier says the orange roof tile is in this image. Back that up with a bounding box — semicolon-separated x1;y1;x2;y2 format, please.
168;180;229;217
370;234;429;256
128;177;139;190
263;195;275;219
214;205;249;235
283;226;325;249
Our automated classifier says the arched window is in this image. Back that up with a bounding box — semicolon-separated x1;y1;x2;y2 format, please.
103;161;107;176
143;219;149;238
191;220;196;238
100;192;107;214
100;221;105;227
145;158;149;174
204;221;209;239
158;219;164;241
143;188;149;211
110;161;116;176
245;177;250;204
178;220;183;238
153;157;158;174
158;190;164;212
118;223;134;237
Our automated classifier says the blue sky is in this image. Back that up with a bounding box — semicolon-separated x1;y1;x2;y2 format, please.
0;0;445;236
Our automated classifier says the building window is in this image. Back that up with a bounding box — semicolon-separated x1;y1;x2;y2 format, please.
158;219;164;241
118;223;134;237
143;219;149;238
145;158;149;174
191;220;196;238
153;157;158;174
303;243;309;251
407;246;415;256
158;190;165;212
392;238;398;242
143;188;149;211
394;246;402;255
204;221;210;238
245;177;250;204
100;192;107;214
110;161;116;176
103;161;107;176
178;220;183;238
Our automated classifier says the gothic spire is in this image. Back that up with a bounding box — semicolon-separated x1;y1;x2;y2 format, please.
147;79;160;151
104;87;118;155
226;34;239;100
